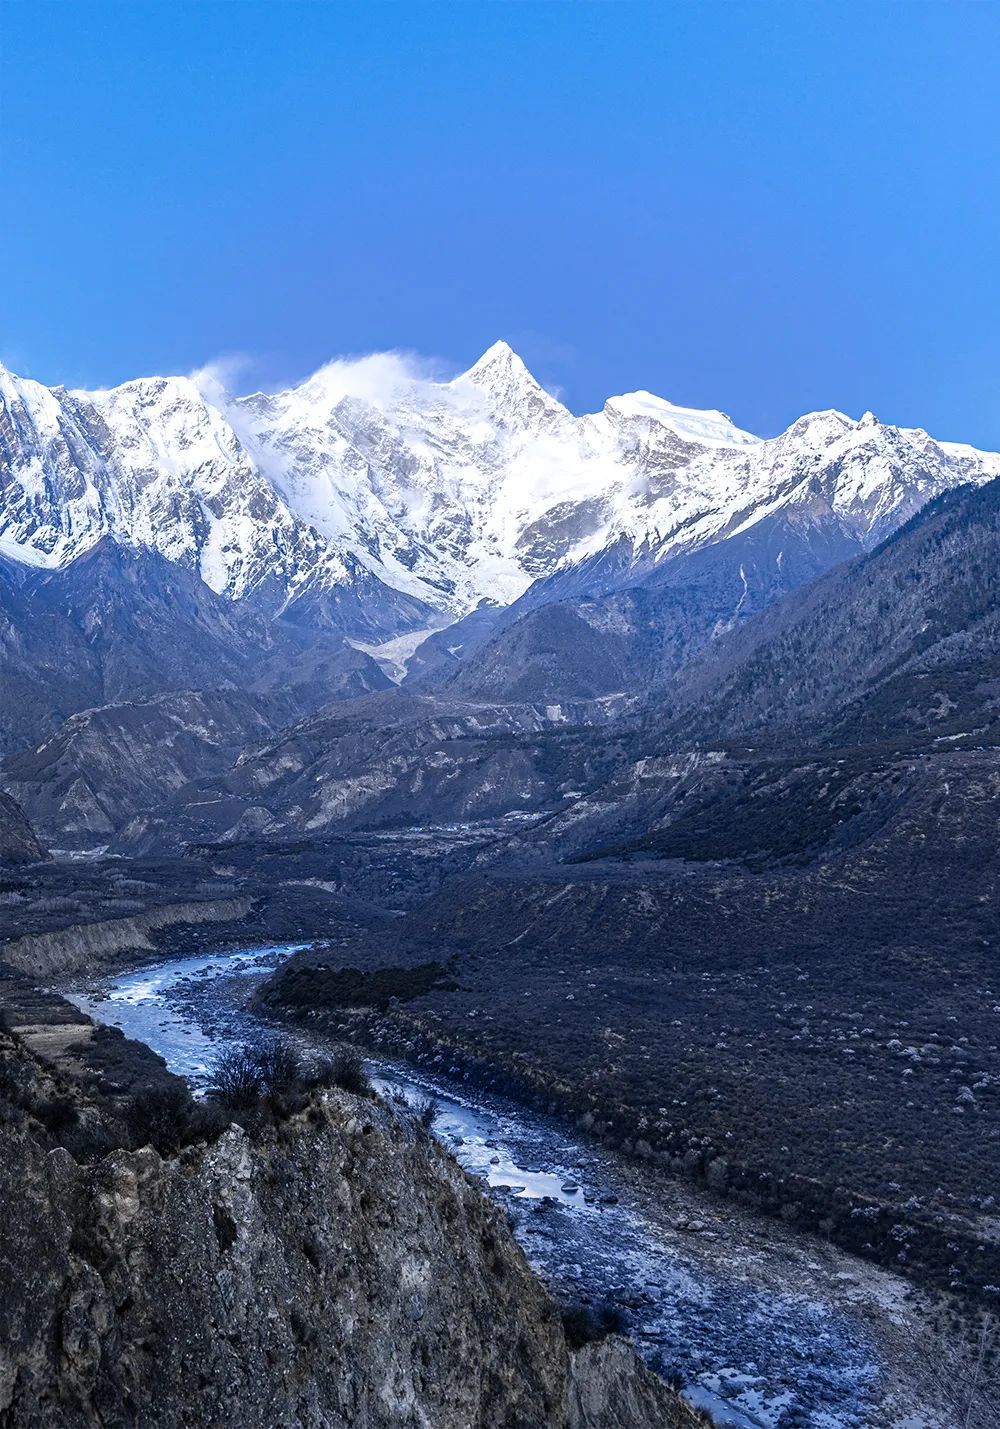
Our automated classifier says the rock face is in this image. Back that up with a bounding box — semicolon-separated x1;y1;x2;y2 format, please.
0;1046;696;1429
0;789;45;864
567;1338;700;1428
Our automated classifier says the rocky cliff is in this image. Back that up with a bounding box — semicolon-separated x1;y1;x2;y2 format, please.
0;1026;699;1428
0;790;46;865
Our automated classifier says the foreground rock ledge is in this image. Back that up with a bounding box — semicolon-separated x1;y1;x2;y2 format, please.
0;1083;700;1428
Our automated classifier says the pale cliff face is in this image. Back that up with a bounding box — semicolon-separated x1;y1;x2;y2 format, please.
0;1043;697;1429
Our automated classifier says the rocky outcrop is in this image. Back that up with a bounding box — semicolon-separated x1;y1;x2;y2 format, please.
0;1062;695;1428
0;790;46;865
568;1338;702;1428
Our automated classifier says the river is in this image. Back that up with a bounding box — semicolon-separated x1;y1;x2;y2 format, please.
67;942;900;1429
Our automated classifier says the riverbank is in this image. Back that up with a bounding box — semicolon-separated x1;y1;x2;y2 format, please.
255;879;1000;1312
0;851;386;979
64;943;990;1428
2;1001;693;1429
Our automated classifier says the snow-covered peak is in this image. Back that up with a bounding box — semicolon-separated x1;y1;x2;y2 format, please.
461;339;529;386
1;347;997;642
776;409;854;448
599;391;760;449
453;341;571;434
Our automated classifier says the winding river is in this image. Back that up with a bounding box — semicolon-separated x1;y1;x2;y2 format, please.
67;943;892;1429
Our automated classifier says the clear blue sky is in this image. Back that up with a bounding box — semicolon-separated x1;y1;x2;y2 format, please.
2;1;998;444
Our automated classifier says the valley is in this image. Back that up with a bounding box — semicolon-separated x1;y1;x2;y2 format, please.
3;345;1000;1424
8;1;1000;1420
65;941;979;1429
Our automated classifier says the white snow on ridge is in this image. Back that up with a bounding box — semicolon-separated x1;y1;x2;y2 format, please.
598;391;761;449
0;348;998;636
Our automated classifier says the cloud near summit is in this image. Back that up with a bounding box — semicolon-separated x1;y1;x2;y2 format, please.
190;349;453;407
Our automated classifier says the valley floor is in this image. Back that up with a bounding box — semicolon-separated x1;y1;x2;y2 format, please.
67;943;996;1429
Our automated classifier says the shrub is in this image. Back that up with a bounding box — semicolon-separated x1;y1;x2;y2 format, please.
206;1037;369;1119
33;1096;79;1135
304;1056;337;1089
253;1039;303;1098
413;1094;440;1130
331;1047;370;1096
187;1098;229;1142
127;1082;227;1153
59;1118;120;1163
269;961;455;1012
207;1047;263;1111
560;1298;629;1349
127;1083;195;1154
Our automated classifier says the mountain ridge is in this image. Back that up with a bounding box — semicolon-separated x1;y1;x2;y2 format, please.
3;346;997;652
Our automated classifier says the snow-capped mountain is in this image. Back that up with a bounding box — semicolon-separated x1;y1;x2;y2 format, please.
1;342;998;644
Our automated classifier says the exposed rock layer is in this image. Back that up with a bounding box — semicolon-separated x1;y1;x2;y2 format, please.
0;1040;698;1428
0;789;45;865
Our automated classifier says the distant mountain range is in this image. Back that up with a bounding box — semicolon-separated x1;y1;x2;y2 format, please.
3;341;1000;856
3;342;997;653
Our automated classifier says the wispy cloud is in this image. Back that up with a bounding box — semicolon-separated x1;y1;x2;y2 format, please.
188;353;256;404
297;349;447;406
189;346;466;410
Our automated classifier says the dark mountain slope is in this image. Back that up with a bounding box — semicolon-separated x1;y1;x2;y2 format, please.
2;690;301;853
442;507;860;702
108;691;628;856
446;602;638;702
491;476;1000;868
403;601;511;690
0;789;46;864
0;539;389;757
662;477;1000;744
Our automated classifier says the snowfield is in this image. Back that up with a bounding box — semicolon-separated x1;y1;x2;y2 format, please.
2;343;998;640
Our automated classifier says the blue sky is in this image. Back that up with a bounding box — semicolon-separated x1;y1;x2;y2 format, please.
2;1;998;444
